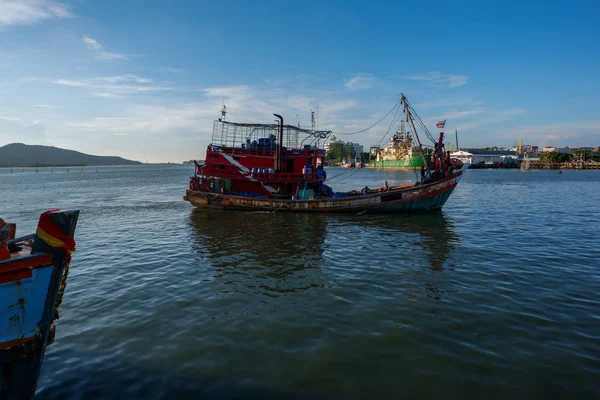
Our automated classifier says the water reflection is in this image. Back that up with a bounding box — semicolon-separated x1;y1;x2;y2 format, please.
188;210;328;297
351;212;458;271
188;209;458;300
324;212;459;301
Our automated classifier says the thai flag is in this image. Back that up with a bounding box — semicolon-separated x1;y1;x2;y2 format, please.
436;120;446;129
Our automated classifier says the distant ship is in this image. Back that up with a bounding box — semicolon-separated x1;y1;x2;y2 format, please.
341;158;353;168
368;120;425;170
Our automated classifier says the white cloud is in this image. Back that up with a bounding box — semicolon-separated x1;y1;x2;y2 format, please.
159;67;184;74
98;75;152;84
51;75;171;96
67;104;215;134
66;84;362;137
82;36;102;50
345;74;378;90
82;36;135;61
53;82;495;162
399;72;469;88
415;98;482;109
0;117;46;144
96;51;130;61
320;100;358;115
513;121;600;146
441;108;487;120
0;0;70;27
453;108;526;131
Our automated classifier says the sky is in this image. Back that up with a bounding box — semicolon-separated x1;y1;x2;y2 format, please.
0;0;599;162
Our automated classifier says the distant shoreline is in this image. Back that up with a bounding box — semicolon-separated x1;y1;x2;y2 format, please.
0;163;187;169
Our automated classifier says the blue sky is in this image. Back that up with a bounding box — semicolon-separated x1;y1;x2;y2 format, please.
1;0;599;162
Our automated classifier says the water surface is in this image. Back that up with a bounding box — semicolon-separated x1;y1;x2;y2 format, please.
1;166;598;399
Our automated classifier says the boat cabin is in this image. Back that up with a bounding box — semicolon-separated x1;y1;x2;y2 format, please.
192;118;332;199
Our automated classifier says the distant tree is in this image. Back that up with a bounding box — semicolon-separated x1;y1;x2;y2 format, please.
326;141;353;163
359;152;370;163
539;152;557;162
539;152;572;163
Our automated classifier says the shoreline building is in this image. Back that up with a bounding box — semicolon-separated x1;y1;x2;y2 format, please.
450;148;521;168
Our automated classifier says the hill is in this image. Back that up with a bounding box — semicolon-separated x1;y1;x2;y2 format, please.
0;143;141;167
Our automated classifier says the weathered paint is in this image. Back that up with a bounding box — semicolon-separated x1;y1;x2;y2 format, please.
0;266;53;344
184;171;462;213
1;210;79;400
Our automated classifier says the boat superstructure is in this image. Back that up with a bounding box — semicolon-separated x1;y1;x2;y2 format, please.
190;114;332;200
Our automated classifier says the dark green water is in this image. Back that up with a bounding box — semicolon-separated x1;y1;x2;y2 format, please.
1;166;599;399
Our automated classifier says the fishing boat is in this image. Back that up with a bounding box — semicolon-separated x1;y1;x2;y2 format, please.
353;156;364;169
341;158;353;168
184;94;465;213
0;210;79;399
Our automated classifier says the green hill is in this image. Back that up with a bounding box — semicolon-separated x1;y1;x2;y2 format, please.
0;143;141;167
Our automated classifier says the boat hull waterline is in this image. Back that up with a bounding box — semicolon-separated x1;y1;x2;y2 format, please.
367;155;425;170
185;170;462;213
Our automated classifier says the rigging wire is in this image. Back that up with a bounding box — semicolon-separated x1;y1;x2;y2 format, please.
331;98;402;135
373;100;402;150
225;107;258;124
326;103;403;185
326;165;362;184
402;98;437;145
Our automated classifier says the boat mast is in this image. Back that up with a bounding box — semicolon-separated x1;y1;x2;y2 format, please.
401;94;429;175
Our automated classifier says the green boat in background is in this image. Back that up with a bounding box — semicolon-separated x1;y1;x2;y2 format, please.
368;120;426;170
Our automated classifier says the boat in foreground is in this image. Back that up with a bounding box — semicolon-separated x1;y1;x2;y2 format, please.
184;94;464;213
0;210;79;399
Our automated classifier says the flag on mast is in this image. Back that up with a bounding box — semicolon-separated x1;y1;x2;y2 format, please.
436;120;446;129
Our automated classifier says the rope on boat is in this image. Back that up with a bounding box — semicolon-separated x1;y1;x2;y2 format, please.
54;251;73;317
36;211;76;319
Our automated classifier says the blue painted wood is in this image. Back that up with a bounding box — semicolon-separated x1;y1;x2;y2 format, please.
0;266;53;343
1;210;79;400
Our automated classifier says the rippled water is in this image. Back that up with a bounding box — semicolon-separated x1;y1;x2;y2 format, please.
1;166;599;399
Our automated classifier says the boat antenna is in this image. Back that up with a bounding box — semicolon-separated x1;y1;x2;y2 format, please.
311;110;316;130
220;104;227;122
314;93;318;130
